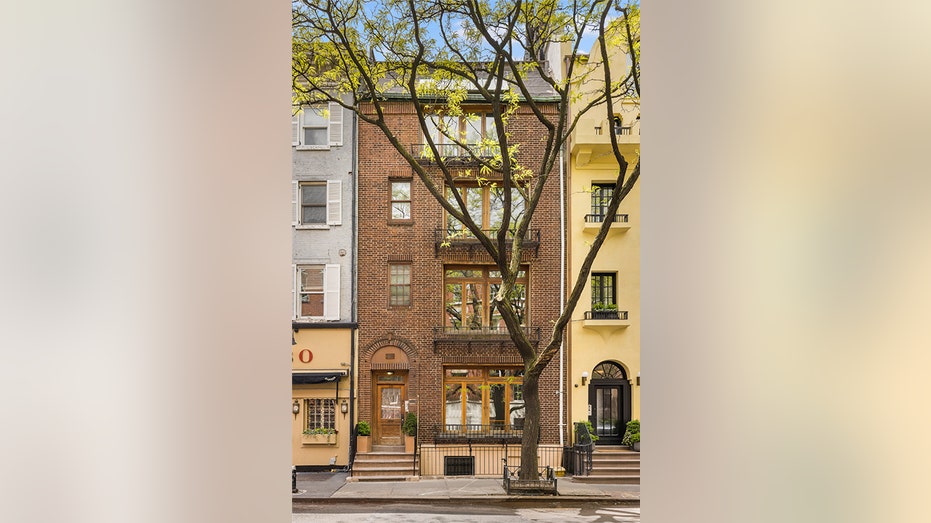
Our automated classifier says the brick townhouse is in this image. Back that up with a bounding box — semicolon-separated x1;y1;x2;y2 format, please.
354;75;566;477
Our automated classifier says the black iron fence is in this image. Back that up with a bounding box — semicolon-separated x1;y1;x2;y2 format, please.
502;457;557;495
583;310;629;320
418;442;564;477
563;422;594;476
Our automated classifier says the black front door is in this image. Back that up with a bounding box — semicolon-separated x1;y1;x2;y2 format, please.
589;380;631;445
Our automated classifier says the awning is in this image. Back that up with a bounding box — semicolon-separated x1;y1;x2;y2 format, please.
292;371;346;384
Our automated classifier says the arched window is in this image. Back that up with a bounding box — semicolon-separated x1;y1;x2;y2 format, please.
592;361;627;380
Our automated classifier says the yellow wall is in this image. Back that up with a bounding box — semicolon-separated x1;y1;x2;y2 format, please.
566;34;640;443
292;328;354;467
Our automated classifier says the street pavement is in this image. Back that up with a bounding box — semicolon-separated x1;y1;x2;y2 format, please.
292;472;640;504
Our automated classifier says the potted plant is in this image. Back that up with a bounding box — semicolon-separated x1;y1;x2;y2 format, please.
301;427;338;445
591;303;619;319
621;419;640;451
355;420;371;454
402;412;417;453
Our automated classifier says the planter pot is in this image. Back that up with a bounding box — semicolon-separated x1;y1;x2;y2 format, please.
301;433;338;445
357;435;371;453
404;435;415;453
631;441;640;451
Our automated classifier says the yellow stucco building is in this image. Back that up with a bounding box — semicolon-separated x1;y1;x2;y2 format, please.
566;37;640;446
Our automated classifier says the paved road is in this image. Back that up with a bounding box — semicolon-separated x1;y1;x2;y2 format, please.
293;502;640;522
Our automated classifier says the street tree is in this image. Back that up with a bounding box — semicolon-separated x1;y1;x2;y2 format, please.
293;0;640;479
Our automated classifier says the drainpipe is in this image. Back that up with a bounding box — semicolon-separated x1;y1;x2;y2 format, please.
558;145;566;448
349;102;359;464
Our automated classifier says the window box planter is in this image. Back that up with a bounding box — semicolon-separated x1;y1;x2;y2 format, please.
301;431;338;445
589;310;620;320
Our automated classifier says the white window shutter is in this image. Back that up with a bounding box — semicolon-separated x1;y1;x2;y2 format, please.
292;264;298;319
292;110;301;146
324;264;340;320
292;181;300;226
326;180;342;225
328;102;343;146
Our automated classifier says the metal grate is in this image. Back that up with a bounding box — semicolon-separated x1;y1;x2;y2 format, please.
444;456;475;476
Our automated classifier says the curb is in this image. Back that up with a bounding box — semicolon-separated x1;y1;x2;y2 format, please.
292;495;639;505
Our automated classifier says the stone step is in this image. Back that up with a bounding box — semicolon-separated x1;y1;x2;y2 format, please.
589;467;640;476
591;458;640;466
372;445;405;452
351;467;417;476
349;475;414;482
573;475;640;485
352;462;416;470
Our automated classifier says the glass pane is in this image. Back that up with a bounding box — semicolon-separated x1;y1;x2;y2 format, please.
300;293;324;317
380;387;402;420
445;283;462;329
463;282;483;329
489;283;503;330
510;189;525;230
391;182;410;200
464;384;482;426
302;184;326;205
390;264;410;284
465;187;482;232
445;368;484;378
464;115;482;144
303;106;328;126
445;268;483;279
391;202;410;219
304;128;328;146
489;188;505;231
444;384;463;426
512;284;526;326
510;384;525;426
484;114;498;141
488;384;506;426
302;206;326;224
300;267;324;291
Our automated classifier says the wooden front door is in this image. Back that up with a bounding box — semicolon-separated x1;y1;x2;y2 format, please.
375;379;406;445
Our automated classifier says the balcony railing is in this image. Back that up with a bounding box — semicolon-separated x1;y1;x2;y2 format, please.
614;125;633;135
410;143;501;165
583;310;629;320
435;423;524;443
433;325;540;342
434;228;540;257
584;213;629;223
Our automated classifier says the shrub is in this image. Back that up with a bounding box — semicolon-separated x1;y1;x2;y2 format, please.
356;420;371;436
402;412;417;436
575;420;599;443
621;419;640;446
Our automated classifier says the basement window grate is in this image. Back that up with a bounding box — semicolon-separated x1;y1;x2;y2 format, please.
444;456;474;476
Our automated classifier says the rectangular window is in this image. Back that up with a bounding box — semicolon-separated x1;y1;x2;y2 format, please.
305;398;336;431
591;272;616;308
590;183;616;221
444;266;527;331
445;185;525;235
390;181;411;220
442;367;524;430
294;180;342;226
292;102;343;149
295;264;340;320
424;113;499;158
389;263;411;306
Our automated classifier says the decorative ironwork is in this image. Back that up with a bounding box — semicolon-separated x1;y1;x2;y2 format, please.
502;457;557;495
583;310;628;320
434;228;540;257
410;143;501;165
433;325;540;342
584;213;629;223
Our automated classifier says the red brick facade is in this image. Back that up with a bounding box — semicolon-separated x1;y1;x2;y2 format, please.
357;101;565;445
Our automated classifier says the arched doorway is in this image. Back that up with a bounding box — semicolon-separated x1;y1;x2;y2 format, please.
588;361;632;445
370;346;410;446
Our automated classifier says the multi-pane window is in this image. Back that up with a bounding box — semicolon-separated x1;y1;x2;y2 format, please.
445;185;525;235
424;113;499;157
591;272;616;308
443;367;525;429
291;102;343;148
294;180;342;226
305;398;336;431
295;264;340;320
390;181;411;220
389;263;411;306
590;183;616;221
444;266;528;331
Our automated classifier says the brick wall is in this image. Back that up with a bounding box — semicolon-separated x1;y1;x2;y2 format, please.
357;101;565;444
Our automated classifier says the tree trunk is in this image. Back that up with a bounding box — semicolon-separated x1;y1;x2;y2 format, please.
519;371;540;480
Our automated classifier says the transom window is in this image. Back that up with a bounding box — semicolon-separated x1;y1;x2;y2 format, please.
443;367;524;429
304;398;336;431
444;266;527;331
592;361;627;380
445;185;526;235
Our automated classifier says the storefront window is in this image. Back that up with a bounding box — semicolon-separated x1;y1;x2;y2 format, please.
442;367;524;431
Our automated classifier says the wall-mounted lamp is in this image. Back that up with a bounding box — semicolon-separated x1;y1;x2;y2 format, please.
637;372;640;386
292;399;300;415
581;371;589;386
340;399;349;415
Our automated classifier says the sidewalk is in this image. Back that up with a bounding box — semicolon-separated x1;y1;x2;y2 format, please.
292;472;639;504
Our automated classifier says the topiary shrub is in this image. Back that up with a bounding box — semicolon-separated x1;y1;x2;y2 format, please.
356;420;371;436
621;419;640;446
402;412;417;436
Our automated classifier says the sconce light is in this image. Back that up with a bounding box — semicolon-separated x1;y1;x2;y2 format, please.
292;330;297;346
340;400;349;415
292;399;300;415
581;371;589;386
637;372;641;386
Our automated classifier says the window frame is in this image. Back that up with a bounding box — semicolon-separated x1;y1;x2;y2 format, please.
443;265;528;331
389;180;412;222
294;264;341;320
293;180;342;228
443;183;526;235
591;272;617;308
304;398;337;432
388;263;412;307
590;183;616;220
292;102;343;150
442;366;525;430
423;112;499;158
